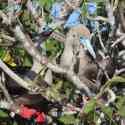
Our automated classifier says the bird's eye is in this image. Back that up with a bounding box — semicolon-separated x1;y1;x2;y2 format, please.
43;27;46;31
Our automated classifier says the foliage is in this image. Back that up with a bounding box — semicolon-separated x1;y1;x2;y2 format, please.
0;0;125;125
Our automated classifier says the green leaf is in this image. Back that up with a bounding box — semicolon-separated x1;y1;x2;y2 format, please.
107;76;125;86
93;0;104;4
116;96;125;109
0;110;9;118
103;76;125;90
46;81;64;101
44;38;62;57
23;55;32;67
118;106;125;117
38;0;55;9
59;115;78;125
116;96;125;117
83;99;96;114
101;106;113;119
14;48;25;56
0;48;6;59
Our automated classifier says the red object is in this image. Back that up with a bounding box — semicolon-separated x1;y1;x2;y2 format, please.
19;105;46;123
19;105;36;119
35;112;46;123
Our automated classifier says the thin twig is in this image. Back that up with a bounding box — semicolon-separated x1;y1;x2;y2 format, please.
96;22;107;53
0;11;11;25
113;0;119;11
111;34;125;47
0;43;14;46
87;16;109;23
105;0;115;26
0;34;16;42
50;31;66;43
0;73;13;103
0;59;39;92
115;68;125;75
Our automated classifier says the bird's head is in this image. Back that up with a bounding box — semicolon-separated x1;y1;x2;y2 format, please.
39;25;53;36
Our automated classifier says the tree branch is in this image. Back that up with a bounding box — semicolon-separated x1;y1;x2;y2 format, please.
0;73;13;103
0;8;92;96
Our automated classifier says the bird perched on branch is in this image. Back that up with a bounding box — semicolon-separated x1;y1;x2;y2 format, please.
60;24;95;69
60;24;98;90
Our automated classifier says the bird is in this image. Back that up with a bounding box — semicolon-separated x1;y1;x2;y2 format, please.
64;9;81;29
60;24;98;91
60;24;92;69
51;3;62;19
51;2;71;21
69;24;96;72
51;0;82;21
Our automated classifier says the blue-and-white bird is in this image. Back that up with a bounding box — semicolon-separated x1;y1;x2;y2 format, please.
51;3;62;19
80;36;96;59
64;9;81;29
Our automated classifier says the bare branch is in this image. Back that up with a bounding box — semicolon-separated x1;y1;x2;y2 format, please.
0;33;16;42
0;6;92;96
13;25;92;96
96;22;107;53
0;73;13;103
0;59;39;92
111;34;125;47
